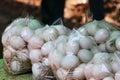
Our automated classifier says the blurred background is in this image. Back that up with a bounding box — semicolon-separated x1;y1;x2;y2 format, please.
0;0;120;58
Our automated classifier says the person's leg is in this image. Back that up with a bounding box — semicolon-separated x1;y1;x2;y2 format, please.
89;0;104;20
40;0;65;25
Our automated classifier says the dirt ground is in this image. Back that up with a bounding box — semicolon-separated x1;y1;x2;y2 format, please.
0;0;120;58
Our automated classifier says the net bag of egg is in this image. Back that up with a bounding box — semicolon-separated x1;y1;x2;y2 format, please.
29;23;70;80
49;20;120;80
2;18;43;75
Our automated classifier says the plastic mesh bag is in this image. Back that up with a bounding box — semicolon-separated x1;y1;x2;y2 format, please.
2;17;43;75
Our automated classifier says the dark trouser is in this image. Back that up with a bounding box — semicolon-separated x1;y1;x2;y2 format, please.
89;0;104;20
40;0;104;25
40;0;65;25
